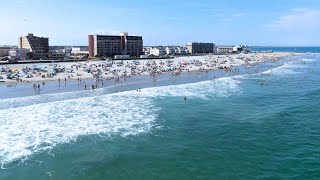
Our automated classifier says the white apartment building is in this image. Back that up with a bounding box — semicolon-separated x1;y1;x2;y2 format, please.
174;46;189;55
216;46;235;54
165;47;175;55
149;47;166;57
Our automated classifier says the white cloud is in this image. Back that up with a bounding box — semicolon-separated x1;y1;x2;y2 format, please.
267;8;320;30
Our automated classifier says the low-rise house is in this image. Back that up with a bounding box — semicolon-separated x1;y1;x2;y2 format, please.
149;47;166;57
9;48;29;61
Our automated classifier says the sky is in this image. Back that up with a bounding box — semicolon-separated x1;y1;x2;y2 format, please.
0;0;320;46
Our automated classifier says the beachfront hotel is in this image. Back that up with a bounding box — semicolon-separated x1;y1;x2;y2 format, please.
88;32;143;57
18;33;49;59
187;42;215;54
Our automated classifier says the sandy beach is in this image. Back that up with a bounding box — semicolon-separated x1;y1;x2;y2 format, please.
0;52;294;85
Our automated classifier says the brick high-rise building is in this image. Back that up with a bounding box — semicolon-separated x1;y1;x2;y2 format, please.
88;32;143;57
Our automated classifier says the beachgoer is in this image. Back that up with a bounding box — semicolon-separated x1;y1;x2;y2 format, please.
92;85;95;90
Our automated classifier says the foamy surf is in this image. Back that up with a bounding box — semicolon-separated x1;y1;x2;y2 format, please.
131;77;241;99
301;58;316;62
260;62;300;76
0;84;122;110
0;92;158;167
0;77;241;167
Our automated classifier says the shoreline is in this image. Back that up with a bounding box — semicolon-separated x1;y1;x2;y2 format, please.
0;53;296;100
0;52;295;86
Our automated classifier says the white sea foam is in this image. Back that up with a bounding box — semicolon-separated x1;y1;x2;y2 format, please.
301;58;316;62
135;77;241;99
0;77;241;167
0;92;158;167
0;85;121;110
260;62;300;76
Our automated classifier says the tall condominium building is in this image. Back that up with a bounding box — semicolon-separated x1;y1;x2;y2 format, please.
18;33;49;59
186;42;215;54
88;32;143;57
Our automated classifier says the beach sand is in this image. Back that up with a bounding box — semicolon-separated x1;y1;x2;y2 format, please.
0;52;294;85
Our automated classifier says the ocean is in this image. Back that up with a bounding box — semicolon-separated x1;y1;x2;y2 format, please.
251;46;320;53
0;48;320;179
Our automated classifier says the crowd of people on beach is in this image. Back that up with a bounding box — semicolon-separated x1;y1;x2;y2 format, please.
0;53;293;85
0;53;295;95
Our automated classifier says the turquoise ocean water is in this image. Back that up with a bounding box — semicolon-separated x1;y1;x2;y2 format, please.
0;48;320;179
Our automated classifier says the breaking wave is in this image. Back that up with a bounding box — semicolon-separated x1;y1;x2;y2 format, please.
301;58;316;62
260;62;300;76
0;76;241;167
137;77;241;99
